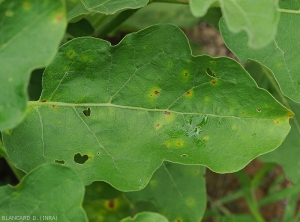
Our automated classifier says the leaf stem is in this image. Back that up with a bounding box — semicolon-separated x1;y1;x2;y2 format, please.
96;9;139;38
278;8;300;14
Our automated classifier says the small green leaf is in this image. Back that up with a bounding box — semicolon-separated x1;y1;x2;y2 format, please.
126;162;206;222
120;212;168;222
2;24;292;191
190;0;279;48
0;0;66;131
0;163;87;221
220;5;300;103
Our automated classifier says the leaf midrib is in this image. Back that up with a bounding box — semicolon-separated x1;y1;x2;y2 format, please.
28;101;283;120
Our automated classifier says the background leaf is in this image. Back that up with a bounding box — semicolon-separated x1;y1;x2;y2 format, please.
2;24;292;191
0;163;87;221
126;162;206;222
220;3;300;103
120;212;168;222
190;0;279;48
0;0;66;131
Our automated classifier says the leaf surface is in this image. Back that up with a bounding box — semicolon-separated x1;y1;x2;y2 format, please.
245;61;300;183
0;163;87;221
0;0;66;131
126;162;206;222
121;212;168;222
2;24;292;191
190;0;279;47
220;4;300;103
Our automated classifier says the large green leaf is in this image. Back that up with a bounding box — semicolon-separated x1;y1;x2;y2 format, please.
81;0;148;15
121;212;168;222
220;3;300;103
126;162;206;222
0;163;87;221
0;0;66;131
2;24;292;191
190;0;279;48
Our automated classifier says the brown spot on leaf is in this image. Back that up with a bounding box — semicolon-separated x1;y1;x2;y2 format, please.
256;108;261;112
211;79;217;84
68;51;74;57
55;13;63;23
154;90;160;95
41;99;46;102
164;111;171;115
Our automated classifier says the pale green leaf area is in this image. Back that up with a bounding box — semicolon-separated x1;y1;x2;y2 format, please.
121;212;168;222
2;24;293;191
0;0;66;131
245;61;300;184
66;0;89;21
0;163;87;221
81;0;149;15
121;2;199;31
220;6;300;103
126;162;206;222
190;0;279;48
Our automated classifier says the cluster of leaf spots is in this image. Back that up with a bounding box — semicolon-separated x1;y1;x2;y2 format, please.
2;24;293;192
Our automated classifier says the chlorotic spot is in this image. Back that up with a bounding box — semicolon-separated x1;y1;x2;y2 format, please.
150;180;157;186
181;154;188;157
252;133;256;136
186;198;195;206
68;51;74;58
54;13;63;23
5;130;11;135
105;199;118;210
51;105;57;110
164;111;171;115
169;62;172;66
203;136;209;141
164;141;170;147
275;120;280;124
242;111;245;114
231;125;237;130
97;152;100;155
8;77;13;82
82;55;87;60
204;97;210;102
185;90;193;97
155;123;161;130
154;90;160;95
211;79;217;84
175;218;183;222
23;2;30;9
193;169;200;175
256;108;261;113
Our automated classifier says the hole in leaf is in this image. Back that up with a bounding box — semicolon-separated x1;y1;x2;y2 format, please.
55;160;65;164
206;68;216;77
83;108;91;117
74;153;88;164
